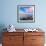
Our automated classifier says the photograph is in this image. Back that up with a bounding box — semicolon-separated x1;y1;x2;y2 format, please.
17;5;35;23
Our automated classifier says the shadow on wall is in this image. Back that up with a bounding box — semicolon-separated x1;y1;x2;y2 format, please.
0;24;7;43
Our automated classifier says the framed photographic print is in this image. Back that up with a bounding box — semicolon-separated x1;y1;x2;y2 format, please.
17;5;35;23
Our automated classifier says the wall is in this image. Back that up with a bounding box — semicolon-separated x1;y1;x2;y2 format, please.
0;0;46;29
0;0;46;43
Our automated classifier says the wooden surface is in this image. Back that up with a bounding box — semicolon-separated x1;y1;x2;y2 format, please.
24;32;45;46
2;30;45;46
3;32;24;46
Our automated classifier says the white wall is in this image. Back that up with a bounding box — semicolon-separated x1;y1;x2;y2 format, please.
0;0;46;29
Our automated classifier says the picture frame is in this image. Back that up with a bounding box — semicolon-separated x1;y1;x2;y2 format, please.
17;5;35;23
